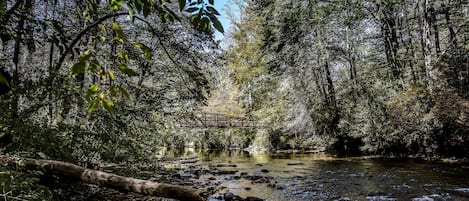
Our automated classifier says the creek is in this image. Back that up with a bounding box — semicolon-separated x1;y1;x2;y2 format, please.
157;148;469;201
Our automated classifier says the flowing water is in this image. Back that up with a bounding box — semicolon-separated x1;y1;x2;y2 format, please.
158;148;469;201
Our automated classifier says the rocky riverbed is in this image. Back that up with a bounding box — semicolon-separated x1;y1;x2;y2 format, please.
48;149;469;201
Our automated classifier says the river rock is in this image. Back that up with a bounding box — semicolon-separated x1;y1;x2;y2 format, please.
224;192;243;201
287;162;305;166
216;164;238;167
216;170;238;175
245;197;264;201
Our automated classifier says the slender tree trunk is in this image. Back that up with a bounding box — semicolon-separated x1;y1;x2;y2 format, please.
11;1;27;131
324;61;337;109
380;2;401;81
408;36;418;84
430;7;441;55
422;0;434;93
443;3;458;48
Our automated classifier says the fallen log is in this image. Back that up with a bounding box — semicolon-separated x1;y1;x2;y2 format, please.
0;156;203;201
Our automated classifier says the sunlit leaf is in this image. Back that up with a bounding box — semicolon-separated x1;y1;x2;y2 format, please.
118;62;139;76
128;6;135;22
118;86;130;99
119;49;129;62
85;84;99;101
95;35;106;42
112;22;126;39
89;84;99;92
108;70;115;81
98;24;108;32
88;61;100;73
71;62;86;75
132;41;153;59
99;92;105;100
110;0;125;11
103;99;114;114
87;99;99;113
79;50;93;62
113;37;125;44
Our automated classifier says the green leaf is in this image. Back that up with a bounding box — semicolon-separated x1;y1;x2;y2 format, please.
118;86;130;99
143;4;151;17
110;0;125;11
132;41;153;59
178;0;186;11
110;86;119;96
186;7;198;13
113;37;125;44
0;72;10;88
79;50;93;62
207;6;219;15
210;15;224;33
88;61;100;73
165;6;181;22
90;84;99;92
119;49;129;62
112;22;126;39
200;17;210;32
103;99;114;114
209;0;214;5
128;6;135;22
87;99;99;113
71;62;86;75
108;70;115;81
118;62;139;76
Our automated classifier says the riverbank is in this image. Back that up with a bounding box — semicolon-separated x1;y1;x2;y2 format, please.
2;149;468;201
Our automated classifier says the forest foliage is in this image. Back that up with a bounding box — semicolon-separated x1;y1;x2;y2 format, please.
0;0;225;164
226;0;468;157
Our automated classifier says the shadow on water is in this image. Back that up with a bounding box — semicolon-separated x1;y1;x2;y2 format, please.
155;148;469;201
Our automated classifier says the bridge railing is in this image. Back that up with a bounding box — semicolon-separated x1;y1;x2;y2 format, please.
176;112;258;128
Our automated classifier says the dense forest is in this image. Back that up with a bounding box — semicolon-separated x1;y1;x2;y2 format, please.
226;0;468;157
0;0;468;200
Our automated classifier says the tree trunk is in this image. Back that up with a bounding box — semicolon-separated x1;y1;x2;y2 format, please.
443;3;458;48
430;6;441;55
0;156;204;201
422;0;434;93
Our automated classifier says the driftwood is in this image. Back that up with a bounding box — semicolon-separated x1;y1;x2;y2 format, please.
0;156;203;201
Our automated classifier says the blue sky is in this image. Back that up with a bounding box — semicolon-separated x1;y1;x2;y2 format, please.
213;0;240;42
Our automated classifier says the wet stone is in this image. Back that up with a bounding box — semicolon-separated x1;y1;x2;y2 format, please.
245;197;264;201
217;170;238;175
216;164;238;167
224;192;243;201
287;162;305;166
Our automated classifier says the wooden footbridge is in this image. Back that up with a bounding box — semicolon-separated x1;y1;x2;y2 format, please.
176;112;259;129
